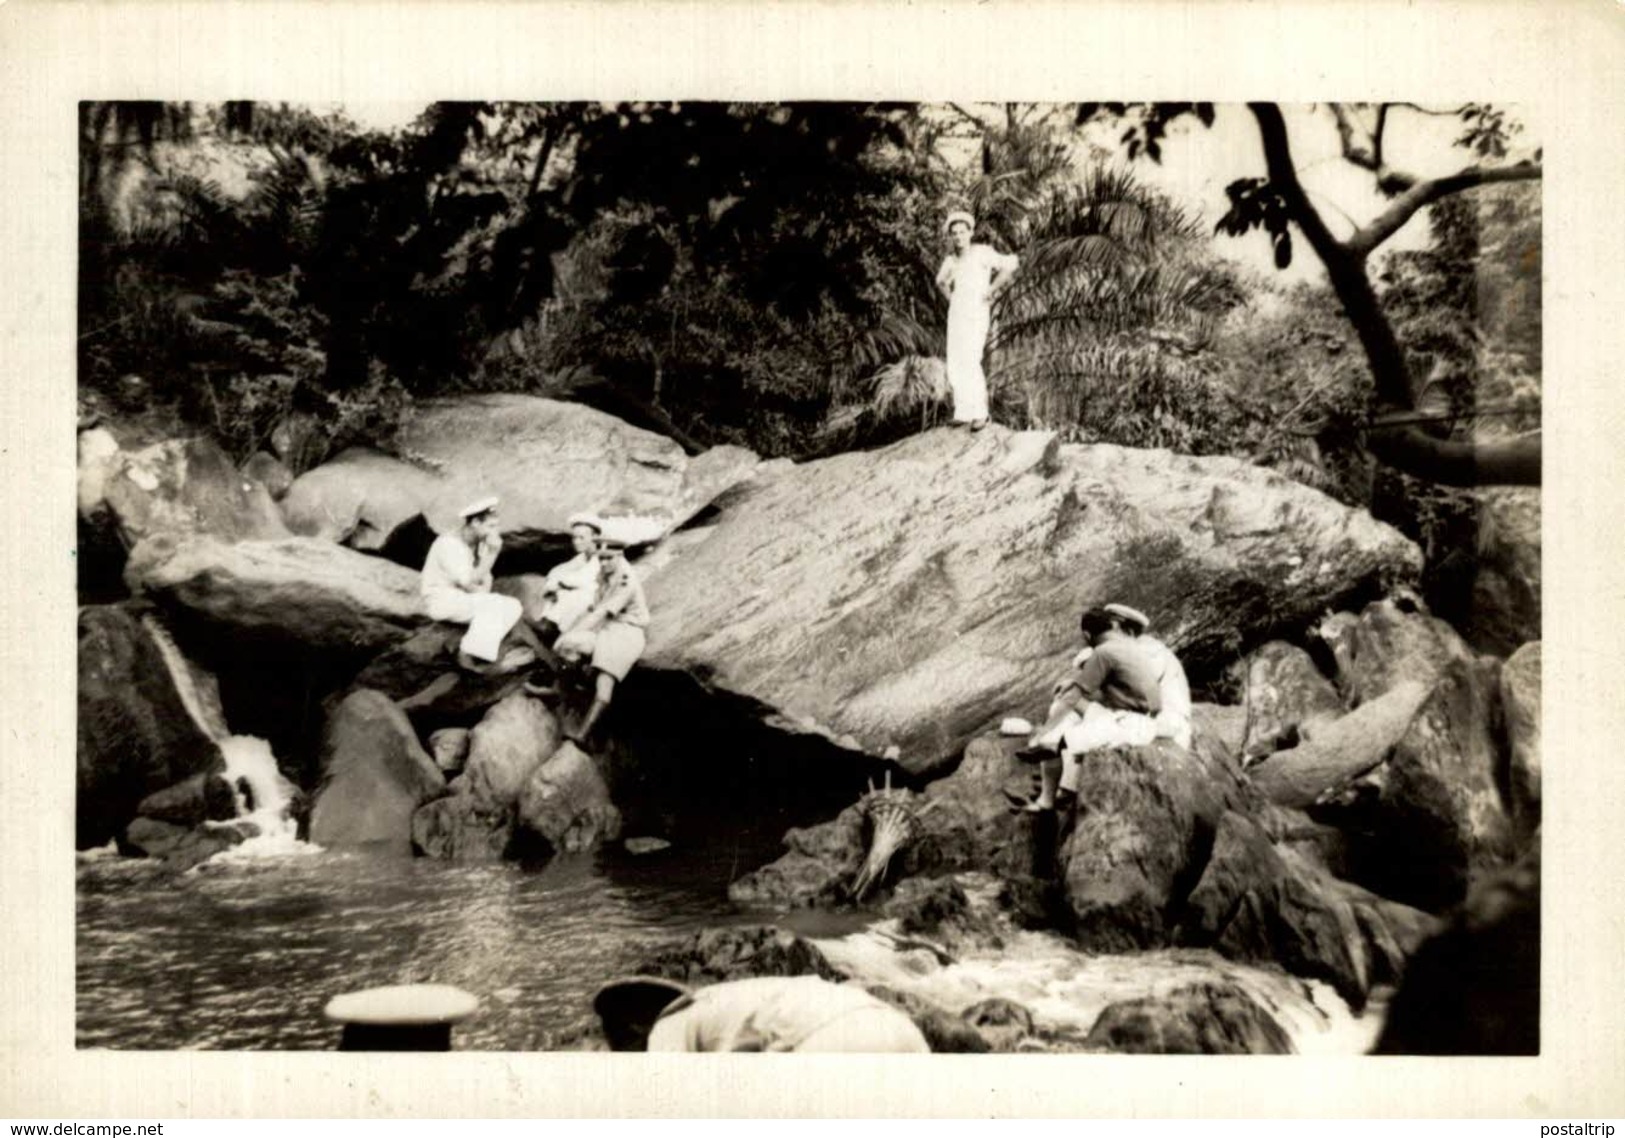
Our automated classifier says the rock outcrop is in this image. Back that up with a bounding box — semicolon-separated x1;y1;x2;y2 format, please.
1460;487;1541;658
78;604;225;848
125;535;426;659
308;689;446;854
516;741;623;855
1247;680;1431;808
645;427;1420;775
281;396;761;556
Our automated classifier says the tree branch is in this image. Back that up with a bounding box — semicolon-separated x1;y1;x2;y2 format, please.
1347;162;1543;259
1247;102;1539;487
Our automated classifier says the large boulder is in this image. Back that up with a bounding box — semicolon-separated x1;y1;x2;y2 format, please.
125;535;426;659
134;771;238;828
1176;810;1437;1010
308;689;446;854
410;794;514;862
644;427;1420;776
103;435;290;547
1059;741;1245;951
1084;981;1294;1055
1227;641;1345;764
1247;680;1431;808
1499;641;1541;841
462;690;562;812
516;741;623;855
728;806;867;909
281;397;762;555
78;604;225;848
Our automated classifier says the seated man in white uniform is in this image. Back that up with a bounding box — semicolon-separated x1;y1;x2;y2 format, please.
533;512;604;646
418;497;546;672
594;975;930;1053
551;534;649;744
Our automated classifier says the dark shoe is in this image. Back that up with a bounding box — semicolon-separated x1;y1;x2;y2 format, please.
969;418;989;432
1015;743;1057;764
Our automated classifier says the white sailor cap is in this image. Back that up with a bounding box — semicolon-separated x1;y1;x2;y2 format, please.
459;496;500;520
1103;602;1151;631
943;209;975;234
566;512;606;533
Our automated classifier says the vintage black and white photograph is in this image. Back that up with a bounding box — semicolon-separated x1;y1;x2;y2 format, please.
73;97;1543;1058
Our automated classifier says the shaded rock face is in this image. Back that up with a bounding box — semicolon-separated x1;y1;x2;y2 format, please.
1374;848;1540;1055
134;771;237;829
644;427;1419;775
728;807;866;909
636;925;844;986
78;605;224;848
1314;597;1475;707
282;397;760;557
242;452;294;501
1229;641;1344;763
1177;811;1436;1009
516;741;623;855
351;624;530;717
410;794;513;862
1084;981;1293;1055
103;436;290;548
308;689;446;855
1499;642;1541;840
125;535;426;661
1336;656;1514;911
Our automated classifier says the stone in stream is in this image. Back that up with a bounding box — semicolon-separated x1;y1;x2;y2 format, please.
308;689;446;855
515;740;623;855
636;925;844;987
134;771;239;829
1084;981;1294;1054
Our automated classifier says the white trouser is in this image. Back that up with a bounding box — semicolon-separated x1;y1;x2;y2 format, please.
945;301;991;422
1038;701;1159;794
423;588;523;663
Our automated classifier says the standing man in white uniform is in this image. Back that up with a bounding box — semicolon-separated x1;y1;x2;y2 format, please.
936;210;1019;430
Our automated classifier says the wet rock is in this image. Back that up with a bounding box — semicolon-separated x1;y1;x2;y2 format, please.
1228;641;1344;763
1060;741;1244;951
78;604;224;848
1314;597;1476;708
1247;680;1431;808
1374;847;1540;1054
881;873;1015;953
728;807;866;908
1084;981;1293;1054
122;816;255;869
353;624;530;716
636;925;844;985
103;435;290;547
241;452;294;501
862;985;990;1053
134;771;237;828
282;398;760;556
960;997;1037;1052
1176;810;1436;1009
1499;641;1541;841
464;690;562;812
125;534;426;660
515;740;623;854
308;689;446;855
1341;655;1515;911
410;794;513;862
77;428;123;522
644;427;1420;775
624;836;671;855
428;728;471;773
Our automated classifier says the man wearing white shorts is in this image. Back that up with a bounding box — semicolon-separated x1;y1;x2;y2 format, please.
552;535;649;744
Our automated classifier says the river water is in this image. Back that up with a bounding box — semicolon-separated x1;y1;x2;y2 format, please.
77;834;1384;1053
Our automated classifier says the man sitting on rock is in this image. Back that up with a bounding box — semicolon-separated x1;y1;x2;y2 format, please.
594;974;930;1053
533;512;604;647
419;496;548;673
549;533;649;744
1015;604;1167;812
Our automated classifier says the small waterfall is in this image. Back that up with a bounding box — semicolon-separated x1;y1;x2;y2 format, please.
139;614;313;862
